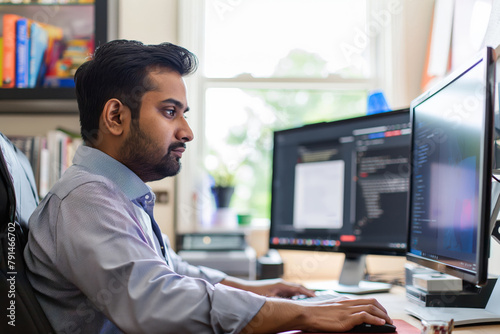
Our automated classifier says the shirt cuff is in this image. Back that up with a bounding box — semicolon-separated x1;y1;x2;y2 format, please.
210;283;266;334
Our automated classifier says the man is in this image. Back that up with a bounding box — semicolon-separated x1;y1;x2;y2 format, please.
24;40;392;333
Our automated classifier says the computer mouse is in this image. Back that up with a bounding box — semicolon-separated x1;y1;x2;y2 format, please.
346;322;397;333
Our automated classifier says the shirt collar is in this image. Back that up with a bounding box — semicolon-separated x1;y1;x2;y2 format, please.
72;145;152;200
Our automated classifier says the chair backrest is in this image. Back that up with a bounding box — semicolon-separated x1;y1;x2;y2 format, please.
0;132;54;333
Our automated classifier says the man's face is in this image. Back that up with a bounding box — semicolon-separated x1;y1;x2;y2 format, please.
119;70;194;182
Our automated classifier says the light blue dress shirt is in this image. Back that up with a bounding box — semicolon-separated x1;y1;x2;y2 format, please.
24;145;266;333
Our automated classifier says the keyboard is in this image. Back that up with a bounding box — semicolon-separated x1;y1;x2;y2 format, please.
292;290;343;302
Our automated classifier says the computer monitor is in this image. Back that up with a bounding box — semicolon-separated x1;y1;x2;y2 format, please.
405;46;500;325
269;109;411;294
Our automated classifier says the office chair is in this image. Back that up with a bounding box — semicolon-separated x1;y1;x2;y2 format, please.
0;132;54;333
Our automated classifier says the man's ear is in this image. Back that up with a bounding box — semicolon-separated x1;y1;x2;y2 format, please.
101;98;130;136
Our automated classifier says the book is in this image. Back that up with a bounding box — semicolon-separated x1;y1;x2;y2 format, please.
45;129;82;189
46;129;64;189
58;38;92;78
6;129;82;198
8;135;43;195
9;135;34;162
56;127;82;171
29;22;48;88
43;39;64;79
15;17;30;88
0;37;3;85
2;14;22;88
38;22;63;84
39;137;49;198
30;136;42;192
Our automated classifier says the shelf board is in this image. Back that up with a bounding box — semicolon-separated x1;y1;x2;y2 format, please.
0;98;78;114
0;3;94;6
0;88;76;100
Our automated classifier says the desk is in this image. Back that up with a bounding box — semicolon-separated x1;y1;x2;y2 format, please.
375;286;500;333
303;283;500;333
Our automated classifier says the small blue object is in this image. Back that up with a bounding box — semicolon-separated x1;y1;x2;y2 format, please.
43;77;75;88
367;90;391;115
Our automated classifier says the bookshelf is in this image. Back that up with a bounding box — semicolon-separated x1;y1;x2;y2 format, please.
0;0;118;197
0;0;117;113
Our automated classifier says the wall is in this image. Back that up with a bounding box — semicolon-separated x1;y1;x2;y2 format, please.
397;0;435;107
118;0;178;44
0;114;80;137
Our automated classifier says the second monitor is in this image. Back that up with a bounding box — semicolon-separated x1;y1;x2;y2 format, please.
269;109;411;294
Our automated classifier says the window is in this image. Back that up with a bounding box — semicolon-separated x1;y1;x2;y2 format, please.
178;0;401;230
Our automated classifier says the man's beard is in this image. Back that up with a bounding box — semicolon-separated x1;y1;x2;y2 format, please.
119;123;183;182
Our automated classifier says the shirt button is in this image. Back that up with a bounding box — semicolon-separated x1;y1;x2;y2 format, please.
145;195;150;200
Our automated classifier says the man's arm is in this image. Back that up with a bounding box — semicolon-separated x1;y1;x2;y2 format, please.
241;297;392;333
220;276;315;298
221;276;393;333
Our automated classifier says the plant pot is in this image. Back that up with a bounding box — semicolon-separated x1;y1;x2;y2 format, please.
211;186;234;208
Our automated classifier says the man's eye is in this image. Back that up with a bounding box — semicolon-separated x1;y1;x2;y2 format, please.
164;109;175;117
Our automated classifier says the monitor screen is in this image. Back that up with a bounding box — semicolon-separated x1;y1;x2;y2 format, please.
407;47;496;286
269;109;411;292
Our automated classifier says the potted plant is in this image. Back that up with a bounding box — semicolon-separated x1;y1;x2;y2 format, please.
209;165;236;208
205;152;243;209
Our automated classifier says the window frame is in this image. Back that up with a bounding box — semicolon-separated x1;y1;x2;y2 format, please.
176;0;404;233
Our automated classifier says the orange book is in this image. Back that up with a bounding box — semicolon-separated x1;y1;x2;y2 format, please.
2;14;22;88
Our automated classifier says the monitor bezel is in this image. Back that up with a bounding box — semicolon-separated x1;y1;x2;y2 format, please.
406;47;496;286
268;108;411;257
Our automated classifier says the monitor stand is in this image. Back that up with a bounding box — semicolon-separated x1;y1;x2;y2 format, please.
305;254;392;295
405;277;500;326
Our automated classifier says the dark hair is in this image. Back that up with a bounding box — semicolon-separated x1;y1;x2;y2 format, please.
74;39;198;143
